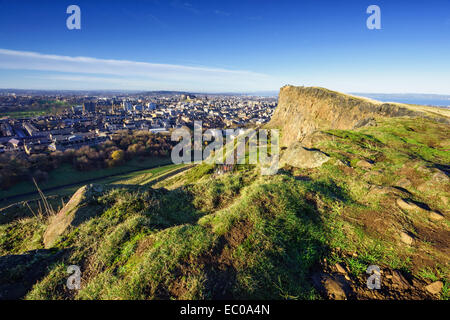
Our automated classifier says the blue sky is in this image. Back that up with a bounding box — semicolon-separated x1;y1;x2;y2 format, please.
0;0;449;93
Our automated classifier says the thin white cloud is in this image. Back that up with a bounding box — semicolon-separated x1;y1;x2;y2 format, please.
0;48;278;91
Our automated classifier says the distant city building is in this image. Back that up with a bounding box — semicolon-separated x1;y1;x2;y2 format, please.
72;105;83;114
83;102;96;113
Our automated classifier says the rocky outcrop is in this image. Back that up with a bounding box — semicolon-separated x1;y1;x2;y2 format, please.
269;86;449;147
279;142;330;169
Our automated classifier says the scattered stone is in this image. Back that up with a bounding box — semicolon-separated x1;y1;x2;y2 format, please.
356;160;373;169
335;263;347;274
354;117;376;128
279;142;330;169
429;211;444;221
431;170;449;184
425;281;443;295
335;159;349;167
301;131;332;149
416;165;430;174
399;231;414;245
395;178;412;188
396;198;420;211
368;185;402;197
391;270;410;290
312;273;352;300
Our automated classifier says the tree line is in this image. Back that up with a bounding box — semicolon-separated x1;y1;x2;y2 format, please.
0;130;173;190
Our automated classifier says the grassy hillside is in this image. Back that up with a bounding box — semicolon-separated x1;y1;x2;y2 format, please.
0;117;448;300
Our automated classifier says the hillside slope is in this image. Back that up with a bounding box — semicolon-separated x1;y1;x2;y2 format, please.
0;87;449;300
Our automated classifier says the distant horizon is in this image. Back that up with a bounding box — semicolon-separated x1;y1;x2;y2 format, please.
1;1;449;94
1;87;450;98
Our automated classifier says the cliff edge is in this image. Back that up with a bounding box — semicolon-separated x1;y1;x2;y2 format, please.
268;85;450;146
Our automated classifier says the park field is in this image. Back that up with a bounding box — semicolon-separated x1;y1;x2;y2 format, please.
0;157;177;203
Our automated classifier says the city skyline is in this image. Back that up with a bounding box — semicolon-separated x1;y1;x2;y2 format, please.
0;0;449;94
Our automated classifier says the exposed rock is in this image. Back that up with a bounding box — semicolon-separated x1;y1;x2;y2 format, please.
334;159;349;167
267;86;445;147
300;131;332;149
431;170;449;184
312;272;352;300
279;142;330;169
428;211;444;221
391;270;411;290
396;198;443;221
368;185;404;197
356;160;374;169
396;198;420;211
43;184;142;248
395;178;412;189
335;263;347;274
354;117;377;128
424;281;443;295
416;165;431;174
399;231;415;245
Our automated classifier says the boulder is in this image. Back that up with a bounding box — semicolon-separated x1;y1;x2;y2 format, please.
431;170;449;184
335;263;347;275
279;142;330;169
396;198;421;211
399;231;414;245
43;184;126;248
425;281;443;295
356;160;374;169
395;178;412;189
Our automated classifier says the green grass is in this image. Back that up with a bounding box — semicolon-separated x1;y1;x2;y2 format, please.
1;117;448;300
0;157;172;201
0;216;46;255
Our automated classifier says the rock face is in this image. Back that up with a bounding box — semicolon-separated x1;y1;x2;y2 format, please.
268;86;448;147
279;142;330;169
424;281;443;295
